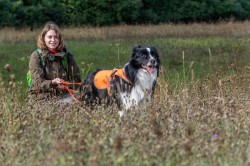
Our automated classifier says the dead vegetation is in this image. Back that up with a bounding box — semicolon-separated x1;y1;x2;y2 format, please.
1;21;250;42
0;22;250;165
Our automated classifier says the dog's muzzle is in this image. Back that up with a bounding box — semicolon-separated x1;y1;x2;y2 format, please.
142;58;157;74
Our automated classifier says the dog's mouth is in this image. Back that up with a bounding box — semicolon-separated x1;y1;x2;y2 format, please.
142;64;155;74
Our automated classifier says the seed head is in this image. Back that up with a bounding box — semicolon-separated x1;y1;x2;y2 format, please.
4;64;10;72
10;74;15;81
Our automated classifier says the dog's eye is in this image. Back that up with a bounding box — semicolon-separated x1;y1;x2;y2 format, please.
142;54;147;58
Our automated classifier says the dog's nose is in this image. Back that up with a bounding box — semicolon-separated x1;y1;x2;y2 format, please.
150;59;155;65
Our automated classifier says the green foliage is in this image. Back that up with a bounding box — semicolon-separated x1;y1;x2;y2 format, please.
1;36;250;91
71;0;142;26
1;0;250;27
0;0;14;26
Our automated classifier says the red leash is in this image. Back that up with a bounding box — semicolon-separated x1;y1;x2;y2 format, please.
60;81;82;103
60;81;82;86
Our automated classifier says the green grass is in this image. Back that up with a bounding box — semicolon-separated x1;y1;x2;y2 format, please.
0;35;250;165
1;37;249;89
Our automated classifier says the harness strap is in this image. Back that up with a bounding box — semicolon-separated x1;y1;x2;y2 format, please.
107;69;118;96
107;68;132;96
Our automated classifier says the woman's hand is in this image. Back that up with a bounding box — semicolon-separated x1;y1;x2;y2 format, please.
52;78;66;91
52;78;62;85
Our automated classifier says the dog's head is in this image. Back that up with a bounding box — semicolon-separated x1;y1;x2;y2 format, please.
130;45;160;75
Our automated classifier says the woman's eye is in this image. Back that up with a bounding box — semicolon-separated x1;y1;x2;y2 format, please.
47;35;58;40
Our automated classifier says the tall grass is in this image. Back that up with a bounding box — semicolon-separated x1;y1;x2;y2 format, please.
0;22;250;165
1;21;250;42
1;66;249;165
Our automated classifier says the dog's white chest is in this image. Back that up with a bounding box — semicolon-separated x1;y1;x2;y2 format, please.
120;70;157;109
120;86;146;109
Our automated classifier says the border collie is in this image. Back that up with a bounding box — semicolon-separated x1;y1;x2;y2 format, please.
81;45;160;109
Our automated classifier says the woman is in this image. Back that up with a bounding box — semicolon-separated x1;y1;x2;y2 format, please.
28;21;81;105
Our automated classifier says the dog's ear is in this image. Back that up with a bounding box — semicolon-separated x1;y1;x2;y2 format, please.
151;46;160;67
151;46;157;51
132;45;141;51
131;45;141;58
151;47;159;55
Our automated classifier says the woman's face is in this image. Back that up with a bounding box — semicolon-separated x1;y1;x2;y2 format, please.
44;30;59;51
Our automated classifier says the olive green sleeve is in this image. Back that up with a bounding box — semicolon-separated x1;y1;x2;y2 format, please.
29;51;56;92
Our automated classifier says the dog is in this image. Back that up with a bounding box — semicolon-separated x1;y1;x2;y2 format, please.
81;45;160;109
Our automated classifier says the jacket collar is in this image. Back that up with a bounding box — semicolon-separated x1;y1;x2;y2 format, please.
42;46;68;58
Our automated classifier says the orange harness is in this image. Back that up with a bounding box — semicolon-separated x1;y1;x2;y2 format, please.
59;68;131;103
94;68;131;95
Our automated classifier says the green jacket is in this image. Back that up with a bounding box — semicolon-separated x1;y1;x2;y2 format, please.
28;46;81;96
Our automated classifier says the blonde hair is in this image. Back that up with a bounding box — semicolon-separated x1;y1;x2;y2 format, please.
37;21;64;51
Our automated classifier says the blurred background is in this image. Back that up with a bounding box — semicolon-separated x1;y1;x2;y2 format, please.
1;0;250;28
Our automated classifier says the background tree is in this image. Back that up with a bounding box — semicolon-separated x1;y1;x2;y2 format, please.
1;0;250;28
0;0;14;27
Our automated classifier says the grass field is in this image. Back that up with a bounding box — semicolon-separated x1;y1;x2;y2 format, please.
0;22;250;165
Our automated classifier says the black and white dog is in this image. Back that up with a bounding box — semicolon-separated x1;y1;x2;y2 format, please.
81;45;160;109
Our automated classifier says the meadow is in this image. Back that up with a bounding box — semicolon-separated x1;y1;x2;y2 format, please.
0;22;250;165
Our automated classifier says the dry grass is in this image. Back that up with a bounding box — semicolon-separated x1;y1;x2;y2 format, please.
0;69;250;165
1;21;250;165
1;21;250;42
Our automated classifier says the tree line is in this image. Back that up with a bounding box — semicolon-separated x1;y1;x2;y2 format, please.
1;0;250;28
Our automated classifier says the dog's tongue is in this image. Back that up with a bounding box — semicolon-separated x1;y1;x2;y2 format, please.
146;66;155;74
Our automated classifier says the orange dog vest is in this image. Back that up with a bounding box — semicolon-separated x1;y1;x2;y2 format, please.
94;68;130;90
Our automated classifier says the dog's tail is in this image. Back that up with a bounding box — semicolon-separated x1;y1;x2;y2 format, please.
81;68;103;86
